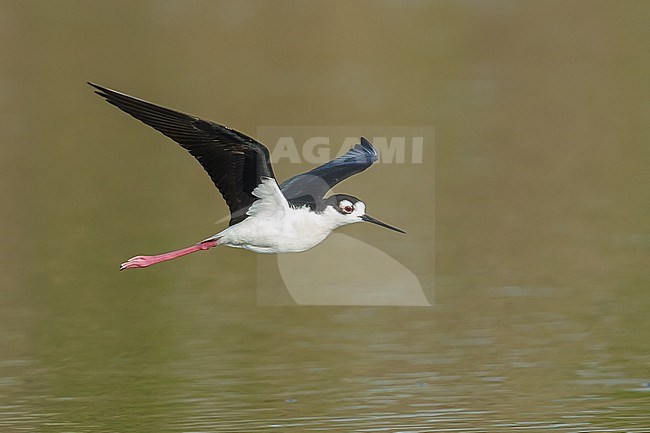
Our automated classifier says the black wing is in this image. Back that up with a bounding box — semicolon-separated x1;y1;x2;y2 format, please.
279;137;378;209
89;83;274;225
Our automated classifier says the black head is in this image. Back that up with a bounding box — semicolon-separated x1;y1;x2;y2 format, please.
321;194;405;234
322;194;363;214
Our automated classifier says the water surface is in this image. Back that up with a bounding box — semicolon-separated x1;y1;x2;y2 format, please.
1;1;648;431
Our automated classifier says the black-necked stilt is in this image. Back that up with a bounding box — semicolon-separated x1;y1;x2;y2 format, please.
89;83;405;270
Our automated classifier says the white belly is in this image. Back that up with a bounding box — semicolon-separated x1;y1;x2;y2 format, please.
215;207;336;254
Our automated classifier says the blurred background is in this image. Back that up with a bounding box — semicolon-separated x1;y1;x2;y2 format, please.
1;1;648;431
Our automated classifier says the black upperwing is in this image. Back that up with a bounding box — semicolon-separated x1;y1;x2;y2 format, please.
279;137;378;210
89;83;274;225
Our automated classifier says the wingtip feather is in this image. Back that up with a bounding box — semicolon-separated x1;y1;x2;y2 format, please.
88;82;113;100
359;136;378;161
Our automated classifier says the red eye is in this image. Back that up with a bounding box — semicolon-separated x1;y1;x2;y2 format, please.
343;205;353;213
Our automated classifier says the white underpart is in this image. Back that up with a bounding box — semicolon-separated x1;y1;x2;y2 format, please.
205;178;364;254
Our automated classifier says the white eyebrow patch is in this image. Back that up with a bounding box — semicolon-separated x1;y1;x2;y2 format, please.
339;199;354;210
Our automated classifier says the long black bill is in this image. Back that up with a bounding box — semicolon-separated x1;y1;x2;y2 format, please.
361;215;406;234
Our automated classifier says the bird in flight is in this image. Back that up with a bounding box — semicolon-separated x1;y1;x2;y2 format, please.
89;83;405;270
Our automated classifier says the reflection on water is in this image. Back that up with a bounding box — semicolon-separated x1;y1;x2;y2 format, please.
1;1;649;432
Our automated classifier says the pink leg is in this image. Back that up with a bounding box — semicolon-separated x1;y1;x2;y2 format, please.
120;239;219;270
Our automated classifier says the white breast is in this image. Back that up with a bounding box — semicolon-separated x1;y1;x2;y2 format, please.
207;178;339;254
222;207;336;253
